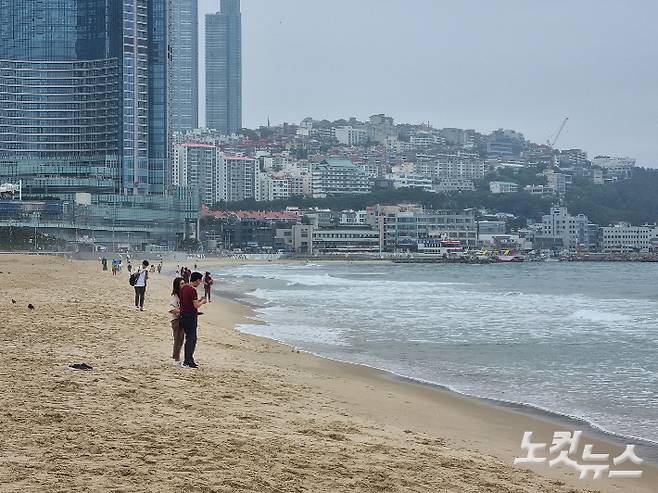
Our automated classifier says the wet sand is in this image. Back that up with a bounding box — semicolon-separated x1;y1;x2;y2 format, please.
0;254;655;492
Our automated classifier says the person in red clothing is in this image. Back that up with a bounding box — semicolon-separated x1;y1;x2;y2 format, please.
179;272;207;369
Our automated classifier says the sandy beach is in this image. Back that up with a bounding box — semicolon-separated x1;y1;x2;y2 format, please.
0;254;656;492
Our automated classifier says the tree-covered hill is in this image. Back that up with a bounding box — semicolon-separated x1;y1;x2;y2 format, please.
211;168;658;228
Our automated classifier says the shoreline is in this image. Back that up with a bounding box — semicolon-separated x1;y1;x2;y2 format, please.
210;263;658;463
2;254;656;492
232;306;658;465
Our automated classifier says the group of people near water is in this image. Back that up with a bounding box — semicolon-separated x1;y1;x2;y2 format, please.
119;259;215;369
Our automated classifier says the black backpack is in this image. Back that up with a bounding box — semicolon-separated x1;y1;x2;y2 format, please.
129;271;139;286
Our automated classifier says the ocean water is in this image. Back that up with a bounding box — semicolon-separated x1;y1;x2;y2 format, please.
215;261;658;445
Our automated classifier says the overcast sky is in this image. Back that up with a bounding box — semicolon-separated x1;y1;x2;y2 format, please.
199;0;658;166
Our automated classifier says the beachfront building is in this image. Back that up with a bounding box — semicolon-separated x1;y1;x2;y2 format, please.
218;154;260;203
0;0;199;248
370;205;478;251
599;223;657;253
285;224;380;256
489;181;519;194
311;159;371;198
536;207;591;251
206;0;242;135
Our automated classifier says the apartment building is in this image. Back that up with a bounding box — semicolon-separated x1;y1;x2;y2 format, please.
218;154;260;202
312;159;371;198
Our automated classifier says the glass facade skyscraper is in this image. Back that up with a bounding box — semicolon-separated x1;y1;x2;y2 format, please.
206;0;242;135
171;0;199;132
0;0;170;198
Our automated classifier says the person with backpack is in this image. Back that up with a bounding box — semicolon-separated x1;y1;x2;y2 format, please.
203;272;214;302
179;272;207;369
132;260;149;311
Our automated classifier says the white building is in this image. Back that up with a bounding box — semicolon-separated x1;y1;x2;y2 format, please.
413;152;488;180
339;210;369;225
173;143;220;205
334;126;368;146
524;184;555;197
218;154;260;203
432;179;476;193
386;173;434;192
540;207;590;251
544;170;572;195
285;170;313;197
489;181;519;194
600;223;656;253
591;156;635;180
410;132;444;146
258;174;291;202
367;114;396;144
370;205;478;250
312;158;371;198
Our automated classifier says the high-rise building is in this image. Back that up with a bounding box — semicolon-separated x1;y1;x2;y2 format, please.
171;0;199;132
0;0;171;197
218;154;259;202
173;143;219;206
206;0;242;135
0;1;200;248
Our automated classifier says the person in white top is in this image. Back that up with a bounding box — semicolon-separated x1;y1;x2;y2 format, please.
168;277;186;365
134;260;149;311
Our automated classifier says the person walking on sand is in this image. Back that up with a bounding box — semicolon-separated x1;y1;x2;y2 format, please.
127;261;132;273
203;272;214;302
179;272;207;369
168;277;186;366
134;260;149;311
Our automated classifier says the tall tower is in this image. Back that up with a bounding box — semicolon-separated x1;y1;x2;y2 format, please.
206;0;242;135
0;0;171;197
171;0;199;132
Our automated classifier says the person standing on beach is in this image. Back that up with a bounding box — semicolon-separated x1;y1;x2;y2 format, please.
168;277;185;366
134;260;149;311
127;261;132;274
179;272;207;369
203;272;214;302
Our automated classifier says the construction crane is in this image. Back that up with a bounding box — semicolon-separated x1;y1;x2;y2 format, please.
547;117;569;149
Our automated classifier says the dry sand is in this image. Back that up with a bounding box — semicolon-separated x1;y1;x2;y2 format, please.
0;254;656;492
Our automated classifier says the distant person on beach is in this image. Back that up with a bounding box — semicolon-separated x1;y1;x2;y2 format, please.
134;260;149;311
182;268;191;283
168;277;185;366
203;272;214;302
127;261;132;273
157;262;162;274
179;272;207;369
